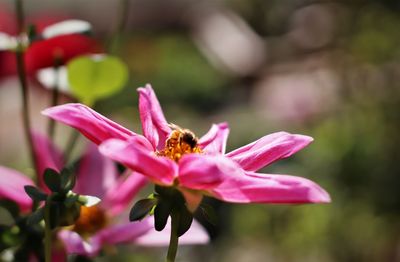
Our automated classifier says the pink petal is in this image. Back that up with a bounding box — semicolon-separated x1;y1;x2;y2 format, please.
135;218;209;246
178;154;245;190
137;84;171;150
102;171;148;216
0;166;33;212
210;171;330;204
226;132;313;172
31;132;64;192
57;230;101;257
96;218;152;245
199;122;230;154
25;34;101;74
99;137;177;186
42;103;136;145
74;144;118;199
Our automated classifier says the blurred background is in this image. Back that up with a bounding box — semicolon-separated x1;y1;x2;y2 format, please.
1;0;400;261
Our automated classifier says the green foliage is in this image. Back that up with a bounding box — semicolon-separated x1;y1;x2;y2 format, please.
125;34;226;112
350;7;400;63
130;198;158;221
150;186;193;237
67;55;129;105
43;168;62;193
24;186;47;201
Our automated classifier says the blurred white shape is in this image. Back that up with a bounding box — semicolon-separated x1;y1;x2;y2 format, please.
191;10;266;76
0;32;14;50
37;66;71;94
42;19;92;39
135;218;209;246
0;249;14;262
79;195;101;207
91;53;106;62
253;66;339;123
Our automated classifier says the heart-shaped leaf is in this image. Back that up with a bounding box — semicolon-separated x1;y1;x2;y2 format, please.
67;54;128;105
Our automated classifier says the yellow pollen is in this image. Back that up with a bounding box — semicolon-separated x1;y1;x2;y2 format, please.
73;205;107;237
157;128;202;162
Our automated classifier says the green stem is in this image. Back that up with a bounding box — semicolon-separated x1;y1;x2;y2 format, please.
15;0;38;180
108;0;130;54
64;130;80;162
15;0;25;33
47;62;60;141
44;197;52;262
166;211;180;262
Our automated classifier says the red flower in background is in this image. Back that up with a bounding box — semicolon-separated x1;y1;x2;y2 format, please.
0;4;101;80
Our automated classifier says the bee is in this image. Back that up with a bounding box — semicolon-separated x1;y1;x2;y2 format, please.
167;123;199;150
158;124;201;161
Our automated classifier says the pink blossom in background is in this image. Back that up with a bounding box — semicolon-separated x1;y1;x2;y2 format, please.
43;84;330;211
0;132;209;258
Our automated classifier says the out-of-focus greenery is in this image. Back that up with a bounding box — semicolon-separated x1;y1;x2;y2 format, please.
1;0;400;261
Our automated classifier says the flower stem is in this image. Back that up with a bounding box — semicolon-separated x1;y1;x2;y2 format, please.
44;197;52;262
108;0;130;54
64;130;80;162
15;0;38;179
166;211;180;262
47;61;61;141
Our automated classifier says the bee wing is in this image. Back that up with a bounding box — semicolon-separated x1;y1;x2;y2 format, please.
168;123;182;131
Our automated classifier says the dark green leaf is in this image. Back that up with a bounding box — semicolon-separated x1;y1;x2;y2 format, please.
60;168;76;192
43;168;61;192
0;200;20;219
200;203;218;226
154;200;172;231
24;185;48;201
27;208;44;225
129;198;158;221
177;205;193;237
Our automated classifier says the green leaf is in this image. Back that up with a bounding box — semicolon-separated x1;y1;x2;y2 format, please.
24;186;48;202
43;168;61;192
27;208;44;225
67;54;129;105
129;198;158;221
60;168;76;192
177;205;193;237
200;203;217;226
154;200;172;231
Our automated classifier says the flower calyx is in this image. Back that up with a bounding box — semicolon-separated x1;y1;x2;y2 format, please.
129;186;194;237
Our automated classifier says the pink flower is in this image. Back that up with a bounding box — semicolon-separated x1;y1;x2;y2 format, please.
43;84;330;210
0;132;209;258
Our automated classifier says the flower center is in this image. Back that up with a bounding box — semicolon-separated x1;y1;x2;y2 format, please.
157;126;202;162
73;205;107;237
